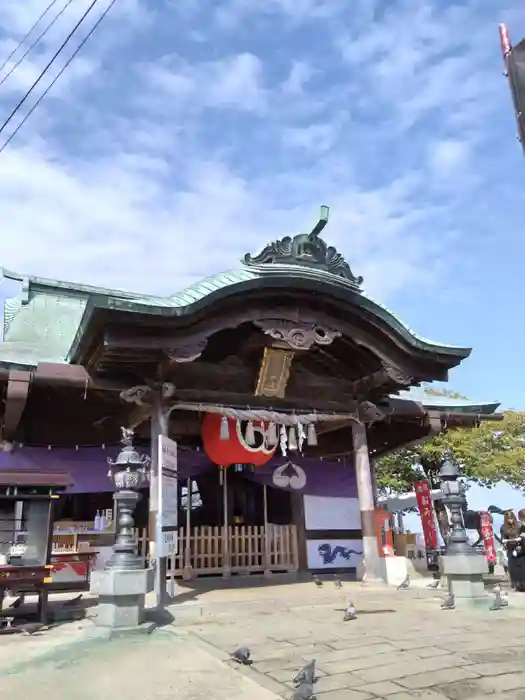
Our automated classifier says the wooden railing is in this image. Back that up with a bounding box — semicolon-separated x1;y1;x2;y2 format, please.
53;525;298;580
167;524;299;579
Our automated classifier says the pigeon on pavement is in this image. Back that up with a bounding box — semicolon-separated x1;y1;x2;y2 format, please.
230;647;253;665
441;592;455;610
290;681;316;700
0;617;13;630
490;588;508;611
293;659;317;687
16;622;49;636
313;575;323;588
63;594;83;607
333;575;343;589
343;601;357;621
397;575;411;590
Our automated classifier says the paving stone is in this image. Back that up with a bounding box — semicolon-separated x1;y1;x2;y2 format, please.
466;661;524;676
320;651;412;675
315;672;369;693
352;654;474;684
465;648;523;664
396;666;481;690
314;644;401;664
257;657;328;674
386;691;453;700
315;689;372;699
327;636;389;650
412;647;452;659
354;680;406;696
477;672;525;693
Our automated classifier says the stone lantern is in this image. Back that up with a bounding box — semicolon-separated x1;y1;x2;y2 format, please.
90;428;154;634
438;450;488;605
105;428;150;571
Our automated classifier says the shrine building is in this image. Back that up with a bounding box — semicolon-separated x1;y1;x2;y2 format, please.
0;206;500;581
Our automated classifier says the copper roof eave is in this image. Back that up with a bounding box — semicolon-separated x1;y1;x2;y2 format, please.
426;409;504;423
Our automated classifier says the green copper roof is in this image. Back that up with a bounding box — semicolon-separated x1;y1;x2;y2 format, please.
394;386;500;414
0;206;471;369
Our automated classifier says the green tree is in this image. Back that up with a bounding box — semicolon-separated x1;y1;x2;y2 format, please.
375;400;525;495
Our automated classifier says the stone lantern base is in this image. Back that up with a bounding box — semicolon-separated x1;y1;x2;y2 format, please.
90;567;154;632
440;553;488;604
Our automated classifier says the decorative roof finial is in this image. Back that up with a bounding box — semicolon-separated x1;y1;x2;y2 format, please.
242;206;363;287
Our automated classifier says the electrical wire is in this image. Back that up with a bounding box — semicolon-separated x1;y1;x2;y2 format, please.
0;0;118;154
0;0;61;75
0;0;109;142
0;0;78;91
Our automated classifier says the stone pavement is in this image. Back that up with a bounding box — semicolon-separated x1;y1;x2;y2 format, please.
1;580;525;699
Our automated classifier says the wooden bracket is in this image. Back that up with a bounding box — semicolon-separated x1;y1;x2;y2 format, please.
2;370;31;440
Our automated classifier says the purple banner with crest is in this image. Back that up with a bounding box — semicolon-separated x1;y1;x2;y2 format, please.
0;447;356;498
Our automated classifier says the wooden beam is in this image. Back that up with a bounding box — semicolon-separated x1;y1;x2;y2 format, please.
126;404;154;430
168;389;359;413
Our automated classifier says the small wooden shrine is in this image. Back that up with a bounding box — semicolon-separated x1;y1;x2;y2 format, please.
0;470;71;626
0;206;500;579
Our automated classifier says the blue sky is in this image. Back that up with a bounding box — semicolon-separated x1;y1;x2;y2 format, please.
0;0;523;408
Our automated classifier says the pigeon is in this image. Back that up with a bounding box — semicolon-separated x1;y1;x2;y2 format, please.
290;681;316;700
293;659;317;687
427;578;441;589
441;592;455;610
343;601;357;621
16;622;49;636
0;617;13;630
313;575;323;588
490;588;508;611
63;594;83;607
333;575;343;589
9;596;23;609
397;574;411;590
230;647;253;665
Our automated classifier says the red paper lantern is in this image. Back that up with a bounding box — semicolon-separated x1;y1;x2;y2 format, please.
201;413;276;467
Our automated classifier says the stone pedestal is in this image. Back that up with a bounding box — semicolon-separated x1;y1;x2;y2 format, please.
90;568;154;631
440;553;488;604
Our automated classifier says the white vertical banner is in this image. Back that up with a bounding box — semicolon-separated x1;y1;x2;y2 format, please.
157;435;178;557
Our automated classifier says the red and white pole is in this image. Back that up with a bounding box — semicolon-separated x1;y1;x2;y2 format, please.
498;23;512;60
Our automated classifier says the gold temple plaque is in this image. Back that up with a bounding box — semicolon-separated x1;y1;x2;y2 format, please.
255;347;294;399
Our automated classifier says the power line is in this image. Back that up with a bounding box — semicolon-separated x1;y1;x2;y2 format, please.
0;0;77;91
0;0;106;140
0;0;118;155
0;0;61;75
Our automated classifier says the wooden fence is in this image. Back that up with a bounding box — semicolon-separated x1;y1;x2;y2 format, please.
53;525;298;579
167;524;299;578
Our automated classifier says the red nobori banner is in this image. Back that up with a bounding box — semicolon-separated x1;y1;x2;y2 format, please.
479;511;497;562
414;481;438;550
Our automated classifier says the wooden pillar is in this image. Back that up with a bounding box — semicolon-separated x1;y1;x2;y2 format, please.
183;478;194;580
263;485;272;578
352;420;384;582
221;467;231;579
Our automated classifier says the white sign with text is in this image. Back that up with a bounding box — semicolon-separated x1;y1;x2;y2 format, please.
157;435;178;557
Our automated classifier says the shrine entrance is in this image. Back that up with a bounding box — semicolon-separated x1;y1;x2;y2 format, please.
167;467;299;579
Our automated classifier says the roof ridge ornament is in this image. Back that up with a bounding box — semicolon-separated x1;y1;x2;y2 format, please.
242;206;364;287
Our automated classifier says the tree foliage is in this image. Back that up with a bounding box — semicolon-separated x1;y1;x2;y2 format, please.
375;393;525;495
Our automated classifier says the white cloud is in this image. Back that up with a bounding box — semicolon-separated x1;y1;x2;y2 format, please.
0;0;522;312
140;52;266;113
429;139;471;177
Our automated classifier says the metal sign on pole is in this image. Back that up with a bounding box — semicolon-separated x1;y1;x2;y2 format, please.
157;435;178;598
